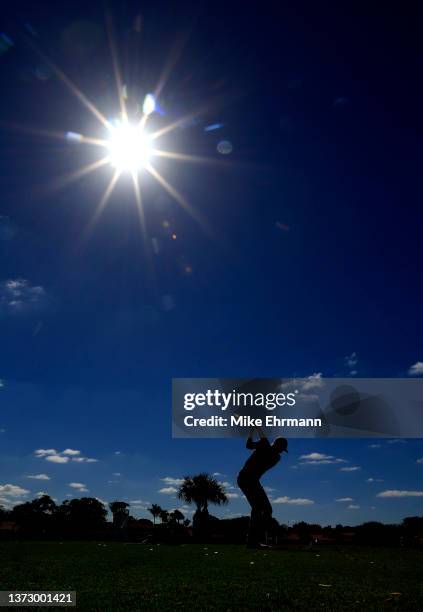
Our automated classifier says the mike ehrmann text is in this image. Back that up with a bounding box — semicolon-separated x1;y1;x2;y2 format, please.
183;415;322;428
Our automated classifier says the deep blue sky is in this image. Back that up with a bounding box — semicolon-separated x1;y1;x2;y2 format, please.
1;1;422;525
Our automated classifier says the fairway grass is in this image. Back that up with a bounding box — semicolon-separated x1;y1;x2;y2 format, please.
0;542;422;610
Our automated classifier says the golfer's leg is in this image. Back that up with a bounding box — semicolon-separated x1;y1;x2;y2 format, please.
248;505;261;547
238;473;267;546
256;484;273;543
246;481;265;547
237;473;257;546
238;472;262;510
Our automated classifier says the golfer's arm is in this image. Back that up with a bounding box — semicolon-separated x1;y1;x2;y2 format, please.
246;426;267;449
255;425;266;439
246;426;256;449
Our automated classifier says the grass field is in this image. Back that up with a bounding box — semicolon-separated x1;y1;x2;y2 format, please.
0;542;422;610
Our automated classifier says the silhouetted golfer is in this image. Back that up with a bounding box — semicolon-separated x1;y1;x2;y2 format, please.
237;429;288;548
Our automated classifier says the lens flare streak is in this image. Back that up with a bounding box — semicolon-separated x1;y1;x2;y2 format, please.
9;26;232;250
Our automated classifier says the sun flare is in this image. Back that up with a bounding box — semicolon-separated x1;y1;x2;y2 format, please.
106;120;153;172
24;33;219;246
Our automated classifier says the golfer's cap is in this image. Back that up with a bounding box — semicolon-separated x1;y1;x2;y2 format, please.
273;437;288;453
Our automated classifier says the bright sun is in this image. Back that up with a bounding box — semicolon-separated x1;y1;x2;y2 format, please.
107;120;153;172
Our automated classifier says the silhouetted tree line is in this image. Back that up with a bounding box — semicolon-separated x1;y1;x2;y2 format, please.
1;496;108;539
1;495;423;547
1;473;423;546
0;495;193;542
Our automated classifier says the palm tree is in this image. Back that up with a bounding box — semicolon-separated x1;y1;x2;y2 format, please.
147;504;162;525
171;509;184;524
177;473;228;516
109;501;130;528
159;509;169;524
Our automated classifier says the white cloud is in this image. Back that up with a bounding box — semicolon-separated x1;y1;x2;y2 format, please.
345;352;358;367
273;496;314;505
416;458;423;464
336;497;353;502
26;474;50;481
46;455;69;464
366;478;384;483
340;466;360;472
348;504;360;509
345;352;358;370
299;452;347;465
69;482;88;492
158;487;178;494
0;379;4;388
0;278;49;315
377;490;423;498
175;506;194;516
408;362;423;376
161;477;184;485
35;449;57;457
302;460;339;466
300;452;329;461
112;472;121;476
219;481;236;490
35;448;98;464
130;502;149;510
226;493;240;499
302;373;324;391
212;472;225;477
0;484;29;497
368;444;381;449
387;439;406;444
